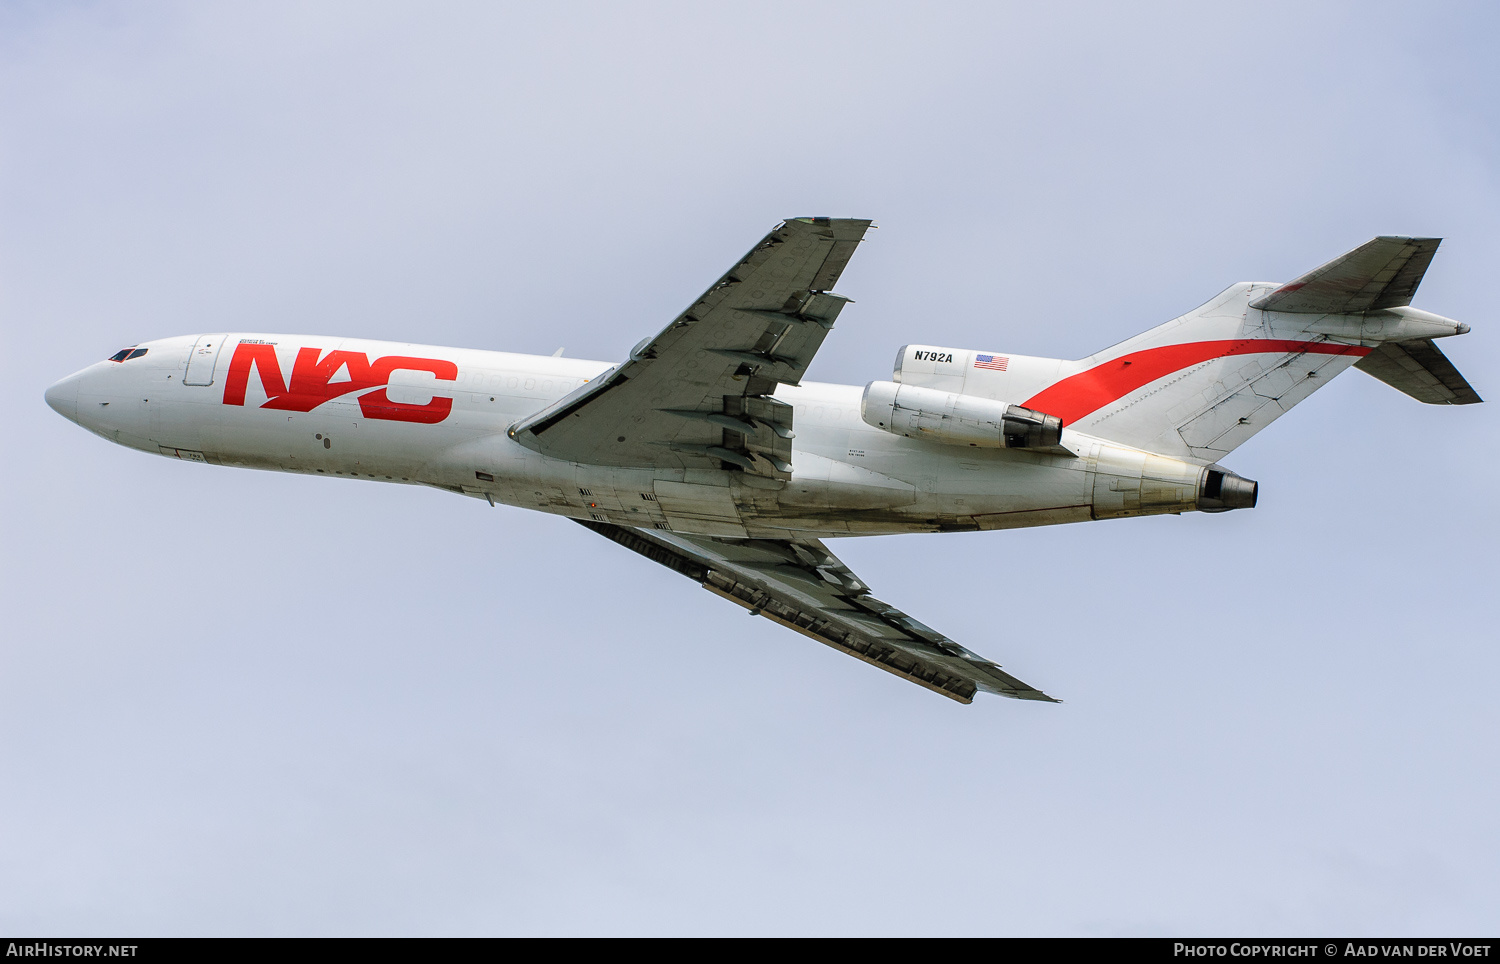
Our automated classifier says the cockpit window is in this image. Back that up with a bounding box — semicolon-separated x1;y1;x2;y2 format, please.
126;348;148;360
107;347;148;362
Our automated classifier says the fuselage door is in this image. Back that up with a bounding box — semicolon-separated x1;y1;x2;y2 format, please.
183;334;226;386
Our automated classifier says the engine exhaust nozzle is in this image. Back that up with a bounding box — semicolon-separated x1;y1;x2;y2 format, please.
1199;468;1258;512
1001;405;1064;449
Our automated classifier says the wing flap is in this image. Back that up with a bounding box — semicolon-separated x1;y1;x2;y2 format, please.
1250;237;1441;314
576;520;1057;704
700;581;984;704
1354;338;1483;404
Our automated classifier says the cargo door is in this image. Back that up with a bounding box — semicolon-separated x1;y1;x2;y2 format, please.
183;334;226;386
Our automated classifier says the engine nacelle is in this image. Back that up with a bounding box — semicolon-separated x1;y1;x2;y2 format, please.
1090;446;1259;519
860;381;1064;449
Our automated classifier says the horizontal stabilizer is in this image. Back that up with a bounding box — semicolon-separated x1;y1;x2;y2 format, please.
1354;339;1482;405
1251;237;1441;314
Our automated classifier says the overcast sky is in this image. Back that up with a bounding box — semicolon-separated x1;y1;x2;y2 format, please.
2;1;1497;936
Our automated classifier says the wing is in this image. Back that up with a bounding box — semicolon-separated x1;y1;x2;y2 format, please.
509;217;872;480
1250;236;1441;314
577;520;1058;704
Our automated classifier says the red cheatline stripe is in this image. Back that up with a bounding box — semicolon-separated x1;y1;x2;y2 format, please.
1021;339;1371;425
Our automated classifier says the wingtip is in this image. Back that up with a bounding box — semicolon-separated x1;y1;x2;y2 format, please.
1001;687;1061;703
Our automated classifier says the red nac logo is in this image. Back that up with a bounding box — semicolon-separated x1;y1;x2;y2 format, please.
223;343;459;424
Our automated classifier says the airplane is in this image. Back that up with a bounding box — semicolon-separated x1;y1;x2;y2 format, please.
44;218;1481;704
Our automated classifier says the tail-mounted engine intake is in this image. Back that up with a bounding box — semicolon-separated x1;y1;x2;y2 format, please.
861;381;1063;449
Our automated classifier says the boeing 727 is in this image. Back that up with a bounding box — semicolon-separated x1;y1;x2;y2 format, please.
45;219;1480;703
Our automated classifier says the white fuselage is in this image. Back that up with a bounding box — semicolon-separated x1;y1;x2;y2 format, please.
46;333;1211;538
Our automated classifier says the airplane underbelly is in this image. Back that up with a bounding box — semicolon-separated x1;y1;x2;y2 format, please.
778;452;916;511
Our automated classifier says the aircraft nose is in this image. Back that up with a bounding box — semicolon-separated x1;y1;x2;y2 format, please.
45;372;81;423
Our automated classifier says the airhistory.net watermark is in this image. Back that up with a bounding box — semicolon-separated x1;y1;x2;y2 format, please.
5;945;137;957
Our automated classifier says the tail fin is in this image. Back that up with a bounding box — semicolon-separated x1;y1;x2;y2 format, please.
1016;237;1478;462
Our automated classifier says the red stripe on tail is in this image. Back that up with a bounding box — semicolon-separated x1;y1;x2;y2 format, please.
1022;340;1370;424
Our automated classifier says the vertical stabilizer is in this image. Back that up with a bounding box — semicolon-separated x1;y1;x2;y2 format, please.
1011;237;1476;462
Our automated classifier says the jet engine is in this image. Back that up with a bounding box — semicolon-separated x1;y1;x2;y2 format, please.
860;381;1064;449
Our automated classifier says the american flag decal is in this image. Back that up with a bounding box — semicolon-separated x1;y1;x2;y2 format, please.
974;354;1009;371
